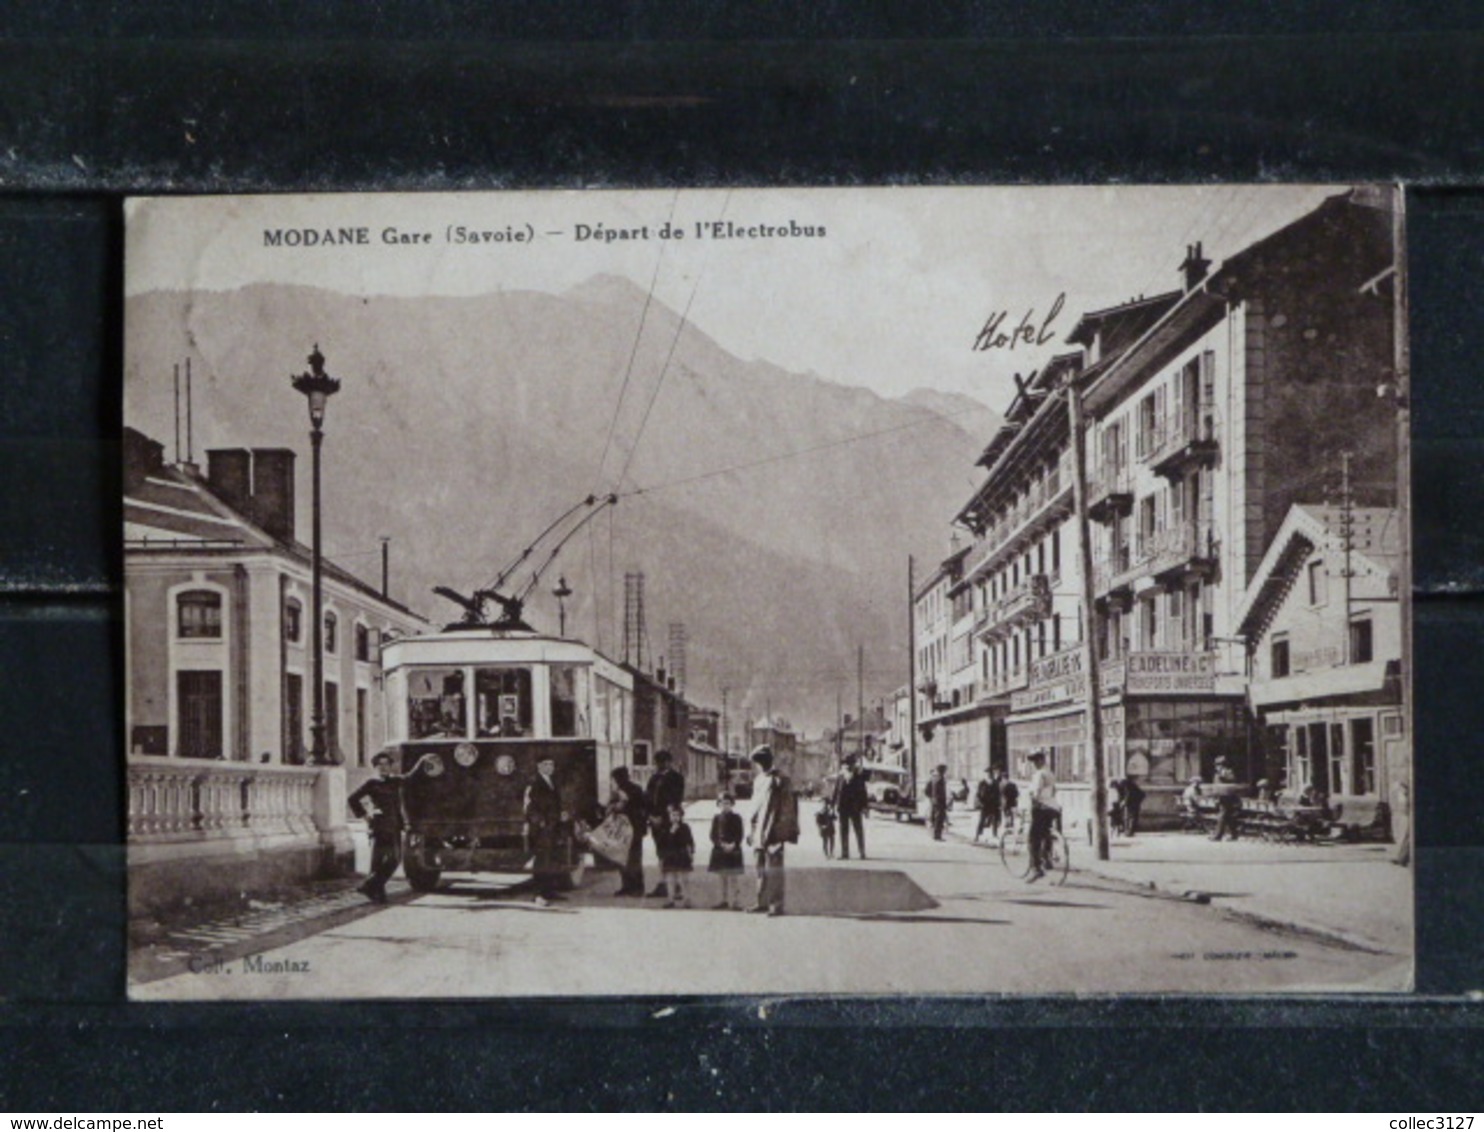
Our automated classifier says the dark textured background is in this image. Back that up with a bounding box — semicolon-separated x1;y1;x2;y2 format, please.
2;2;1483;1111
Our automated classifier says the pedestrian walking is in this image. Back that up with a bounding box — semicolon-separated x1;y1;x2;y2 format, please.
1210;756;1241;842
832;753;869;859
974;766;1002;842
524;755;570;906
347;749;413;904
644;749;686;897
608;766;648;896
709;793;746;908
1108;777;1127;836
655;804;695;908
746;745;798;916
927;764;950;841
1123;775;1145;836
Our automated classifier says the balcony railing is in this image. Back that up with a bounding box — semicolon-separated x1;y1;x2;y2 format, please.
979;573;1053;640
1087;460;1133;521
1093;524;1215;595
963;451;1075;580
983;666;1029;697
1145;409;1218;476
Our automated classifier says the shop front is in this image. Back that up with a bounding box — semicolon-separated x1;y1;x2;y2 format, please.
1007;646;1248;830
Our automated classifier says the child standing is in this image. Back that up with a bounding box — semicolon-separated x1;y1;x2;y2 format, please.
657;803;696;908
815;801;837;859
708;793;746;909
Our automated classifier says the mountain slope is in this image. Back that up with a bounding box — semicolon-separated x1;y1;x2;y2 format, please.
124;278;999;730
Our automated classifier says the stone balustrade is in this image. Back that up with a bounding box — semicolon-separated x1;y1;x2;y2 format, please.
127;756;328;843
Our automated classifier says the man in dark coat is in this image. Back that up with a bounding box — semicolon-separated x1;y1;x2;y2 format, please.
609;765;648;896
643;749;686;897
927;764;950;840
832;754;870;859
525;755;570;906
974;765;1002;842
347;749;408;904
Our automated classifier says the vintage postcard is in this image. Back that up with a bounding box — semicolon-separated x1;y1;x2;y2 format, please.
123;185;1412;998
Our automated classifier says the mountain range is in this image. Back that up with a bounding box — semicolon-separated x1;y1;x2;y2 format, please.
124;275;1000;733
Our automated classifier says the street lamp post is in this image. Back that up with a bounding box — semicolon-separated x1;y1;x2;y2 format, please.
552;574;573;638
291;345;341;765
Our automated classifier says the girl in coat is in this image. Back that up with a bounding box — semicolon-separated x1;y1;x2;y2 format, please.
708;793;746;909
657;803;696;908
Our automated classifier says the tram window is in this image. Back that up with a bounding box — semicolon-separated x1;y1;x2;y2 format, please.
408;667;467;740
475;667;533;738
550;665;588;738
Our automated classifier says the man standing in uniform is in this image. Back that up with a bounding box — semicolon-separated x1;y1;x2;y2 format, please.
525;755;570;907
832;753;869;860
348;749;410;904
644;749;686;897
746;745;796;916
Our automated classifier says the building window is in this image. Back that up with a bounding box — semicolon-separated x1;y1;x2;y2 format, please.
355;622;371;662
177;590;223;639
1350;617;1374;664
324;611;338;653
284;598;302;644
634;740;651;768
1308;560;1327;605
1271;637;1291;678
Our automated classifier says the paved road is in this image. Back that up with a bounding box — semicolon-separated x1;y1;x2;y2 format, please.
131;803;1410;999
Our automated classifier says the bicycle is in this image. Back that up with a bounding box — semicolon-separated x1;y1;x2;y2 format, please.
999;808;1070;885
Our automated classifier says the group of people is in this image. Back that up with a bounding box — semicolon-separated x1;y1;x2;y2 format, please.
814;753;870;859
605;745;799;916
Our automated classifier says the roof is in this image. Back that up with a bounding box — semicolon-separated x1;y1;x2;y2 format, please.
1084;190;1391;414
124;429;423;621
1234;503;1401;640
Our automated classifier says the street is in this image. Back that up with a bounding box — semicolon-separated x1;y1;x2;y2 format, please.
130;801;1409;999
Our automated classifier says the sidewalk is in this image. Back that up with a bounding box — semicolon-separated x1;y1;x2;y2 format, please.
948;819;1412;955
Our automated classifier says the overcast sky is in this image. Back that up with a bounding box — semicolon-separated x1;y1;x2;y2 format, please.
126;184;1340;414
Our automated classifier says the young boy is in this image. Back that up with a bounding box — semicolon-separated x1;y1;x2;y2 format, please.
815;801;837;859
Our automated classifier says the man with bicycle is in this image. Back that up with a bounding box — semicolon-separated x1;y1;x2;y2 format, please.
1026;748;1061;883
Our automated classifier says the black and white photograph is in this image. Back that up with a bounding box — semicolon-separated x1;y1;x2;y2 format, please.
121;185;1412;998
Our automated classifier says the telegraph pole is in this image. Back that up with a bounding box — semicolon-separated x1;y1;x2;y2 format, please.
857;643;865;761
1066;373;1110;860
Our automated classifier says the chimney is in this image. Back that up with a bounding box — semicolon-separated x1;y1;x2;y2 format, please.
251;448;297;542
1181;242;1211;293
122;427;165;494
206;449;252;515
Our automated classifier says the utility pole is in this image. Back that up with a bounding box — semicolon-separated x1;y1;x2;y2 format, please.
857;643;865;761
1339;450;1355;664
1066;373;1111;860
1392;186;1413;819
908;555;919;799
